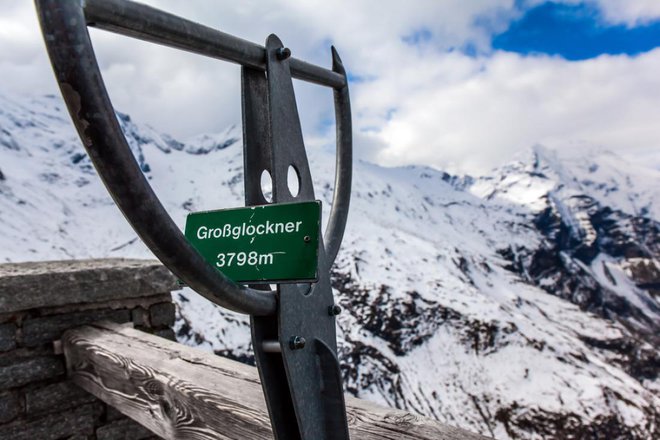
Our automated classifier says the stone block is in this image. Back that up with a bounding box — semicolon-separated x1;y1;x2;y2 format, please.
0;259;178;314
104;405;125;422
0;402;99;440
96;418;155;440
22;309;131;347
149;302;175;328
0;355;64;389
0;322;16;352
154;328;176;342
25;381;95;416
132;307;150;327
0;390;21;423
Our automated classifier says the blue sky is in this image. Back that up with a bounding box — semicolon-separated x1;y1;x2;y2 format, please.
493;2;660;60
2;0;660;174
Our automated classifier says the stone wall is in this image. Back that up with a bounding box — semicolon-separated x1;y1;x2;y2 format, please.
0;259;179;439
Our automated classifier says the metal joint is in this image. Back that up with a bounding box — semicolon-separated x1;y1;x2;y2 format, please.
35;1;352;438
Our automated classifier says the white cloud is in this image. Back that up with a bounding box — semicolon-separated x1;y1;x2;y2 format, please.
0;0;518;139
528;0;660;26
1;1;659;175
590;0;660;26
364;49;660;174
0;2;59;95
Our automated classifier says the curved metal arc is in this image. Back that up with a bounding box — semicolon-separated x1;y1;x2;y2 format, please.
35;0;276;316
323;47;352;266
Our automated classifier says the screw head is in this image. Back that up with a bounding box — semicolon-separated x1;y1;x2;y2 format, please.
289;336;306;350
328;304;342;316
303;235;311;243
277;47;292;60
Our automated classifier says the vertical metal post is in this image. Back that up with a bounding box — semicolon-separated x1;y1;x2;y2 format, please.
243;66;302;440
242;35;350;440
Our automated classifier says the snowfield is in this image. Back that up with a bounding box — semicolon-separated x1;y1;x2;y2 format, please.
1;92;658;439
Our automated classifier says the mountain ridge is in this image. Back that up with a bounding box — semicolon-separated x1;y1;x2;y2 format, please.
1;92;658;439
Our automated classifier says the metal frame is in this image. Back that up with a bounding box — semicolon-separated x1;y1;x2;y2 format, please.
36;0;352;438
35;0;351;317
244;35;349;439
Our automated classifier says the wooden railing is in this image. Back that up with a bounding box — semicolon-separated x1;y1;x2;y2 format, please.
63;321;490;440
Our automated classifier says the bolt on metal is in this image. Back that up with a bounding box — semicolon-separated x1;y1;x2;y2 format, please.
289;335;306;350
277;47;291;60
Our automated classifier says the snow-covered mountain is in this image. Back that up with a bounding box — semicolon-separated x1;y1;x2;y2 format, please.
1;92;658;439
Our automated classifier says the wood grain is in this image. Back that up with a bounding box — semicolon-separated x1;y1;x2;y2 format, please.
62;322;491;440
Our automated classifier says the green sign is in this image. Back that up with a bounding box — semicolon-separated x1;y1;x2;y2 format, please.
184;201;320;283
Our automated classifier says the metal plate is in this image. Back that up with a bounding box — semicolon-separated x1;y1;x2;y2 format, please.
185;201;320;283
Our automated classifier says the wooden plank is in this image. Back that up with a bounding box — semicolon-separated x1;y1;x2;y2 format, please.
62;322;491;440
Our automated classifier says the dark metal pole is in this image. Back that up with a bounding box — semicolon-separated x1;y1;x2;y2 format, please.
37;0;353;437
243;33;350;440
325;48;353;265
35;0;277;316
83;0;346;89
35;0;351;310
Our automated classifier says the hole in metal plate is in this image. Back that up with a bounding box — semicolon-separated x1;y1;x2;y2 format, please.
260;169;273;202
287;165;300;198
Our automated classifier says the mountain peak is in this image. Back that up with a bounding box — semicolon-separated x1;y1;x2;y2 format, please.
1;93;659;439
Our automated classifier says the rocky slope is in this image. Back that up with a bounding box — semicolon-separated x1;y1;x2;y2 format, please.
1;92;658;439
